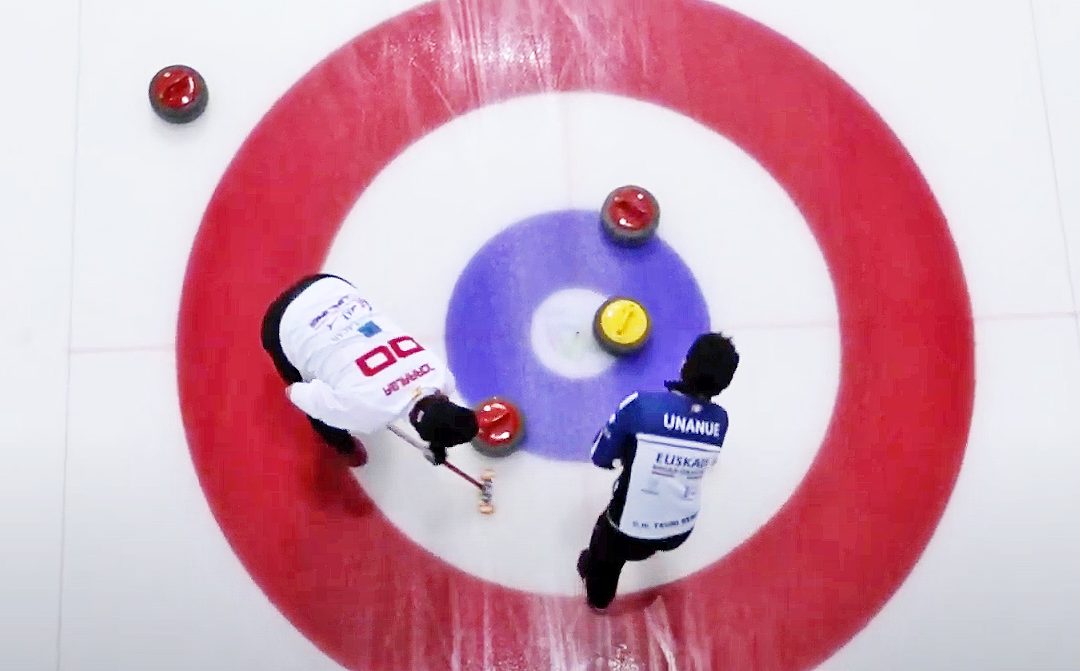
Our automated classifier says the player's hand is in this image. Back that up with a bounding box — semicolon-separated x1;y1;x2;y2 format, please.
425;443;447;465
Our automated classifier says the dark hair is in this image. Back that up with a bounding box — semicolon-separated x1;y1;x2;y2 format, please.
409;394;480;448
665;332;738;399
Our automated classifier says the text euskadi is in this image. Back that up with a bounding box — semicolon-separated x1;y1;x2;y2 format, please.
654;453;717;468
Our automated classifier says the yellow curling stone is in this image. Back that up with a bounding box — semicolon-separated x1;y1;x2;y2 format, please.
593;297;651;355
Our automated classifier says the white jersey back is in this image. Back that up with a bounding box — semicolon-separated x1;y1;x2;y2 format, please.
618;432;721;539
278;277;454;435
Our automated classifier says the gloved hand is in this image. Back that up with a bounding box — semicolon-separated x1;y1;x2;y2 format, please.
425;442;448;466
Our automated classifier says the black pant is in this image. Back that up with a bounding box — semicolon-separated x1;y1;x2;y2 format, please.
260;274;356;455
579;509;691;609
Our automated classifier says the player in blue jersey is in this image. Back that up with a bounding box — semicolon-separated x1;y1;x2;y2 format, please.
577;332;739;610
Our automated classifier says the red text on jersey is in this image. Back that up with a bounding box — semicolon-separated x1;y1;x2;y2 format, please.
355;335;425;376
383;364;434;396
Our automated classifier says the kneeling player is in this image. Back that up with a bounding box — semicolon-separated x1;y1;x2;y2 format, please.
577;332;739;610
260;273;478;467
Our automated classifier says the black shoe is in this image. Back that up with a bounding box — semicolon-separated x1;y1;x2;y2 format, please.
577;551;608;612
343;437;368;467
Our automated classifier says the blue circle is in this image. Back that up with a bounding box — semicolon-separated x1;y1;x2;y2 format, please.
445;209;710;461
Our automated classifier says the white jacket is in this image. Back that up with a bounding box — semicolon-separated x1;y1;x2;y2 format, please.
277;277;455;435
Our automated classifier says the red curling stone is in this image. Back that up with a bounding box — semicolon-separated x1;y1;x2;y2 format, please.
148;65;208;124
471;397;525;458
600;185;660;246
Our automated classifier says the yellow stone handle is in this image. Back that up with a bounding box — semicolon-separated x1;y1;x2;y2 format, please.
616;307;634;335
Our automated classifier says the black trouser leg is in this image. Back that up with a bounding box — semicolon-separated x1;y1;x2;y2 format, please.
581;512;648;609
580;510;692;609
260;274;356;455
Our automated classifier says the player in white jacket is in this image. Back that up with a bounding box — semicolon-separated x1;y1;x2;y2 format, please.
260;274;478;467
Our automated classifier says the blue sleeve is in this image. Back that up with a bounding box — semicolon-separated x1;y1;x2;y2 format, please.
590;392;639;469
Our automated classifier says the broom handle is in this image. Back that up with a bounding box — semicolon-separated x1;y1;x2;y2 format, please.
386;424;483;490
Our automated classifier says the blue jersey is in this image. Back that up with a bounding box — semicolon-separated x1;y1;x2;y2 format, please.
591;389;729;540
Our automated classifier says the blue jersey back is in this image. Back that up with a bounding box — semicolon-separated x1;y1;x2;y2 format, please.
590;389;729;539
591;391;729;467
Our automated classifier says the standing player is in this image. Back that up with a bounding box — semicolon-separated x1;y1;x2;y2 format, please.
260;274;479;467
577;332;739;610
